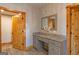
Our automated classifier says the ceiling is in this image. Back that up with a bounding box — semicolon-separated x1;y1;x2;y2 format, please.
28;3;49;8
0;3;49;15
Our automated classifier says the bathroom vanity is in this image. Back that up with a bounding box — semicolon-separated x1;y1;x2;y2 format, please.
33;14;66;55
33;32;66;55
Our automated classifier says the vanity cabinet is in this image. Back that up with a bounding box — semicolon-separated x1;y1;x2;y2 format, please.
33;32;66;55
33;36;43;51
48;40;64;55
49;43;61;55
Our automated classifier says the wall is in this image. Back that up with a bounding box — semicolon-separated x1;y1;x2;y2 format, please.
1;15;12;43
40;3;66;35
0;3;41;47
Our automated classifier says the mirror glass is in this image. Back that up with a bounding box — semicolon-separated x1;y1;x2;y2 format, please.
41;14;57;32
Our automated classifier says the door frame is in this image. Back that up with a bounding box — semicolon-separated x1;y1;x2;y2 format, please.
66;5;71;55
0;6;26;51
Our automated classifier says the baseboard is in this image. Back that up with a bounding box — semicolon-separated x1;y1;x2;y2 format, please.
26;45;33;51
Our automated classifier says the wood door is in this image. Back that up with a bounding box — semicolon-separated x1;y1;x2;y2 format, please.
71;7;79;54
12;13;26;50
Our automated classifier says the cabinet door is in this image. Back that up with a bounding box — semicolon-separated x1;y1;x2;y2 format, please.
53;46;60;55
33;36;43;51
49;43;60;55
33;35;37;48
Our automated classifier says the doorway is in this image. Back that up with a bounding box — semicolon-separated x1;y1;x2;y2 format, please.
1;14;12;53
0;6;26;53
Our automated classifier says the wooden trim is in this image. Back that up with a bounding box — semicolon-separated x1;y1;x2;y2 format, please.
66;5;71;55
0;6;25;13
1;13;14;16
0;11;1;52
67;4;79;9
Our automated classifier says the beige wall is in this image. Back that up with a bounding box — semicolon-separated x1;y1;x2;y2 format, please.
1;15;12;43
41;3;66;35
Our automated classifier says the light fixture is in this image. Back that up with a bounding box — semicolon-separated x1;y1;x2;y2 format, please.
0;9;4;12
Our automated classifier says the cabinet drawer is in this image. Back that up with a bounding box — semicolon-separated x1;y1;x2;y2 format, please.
37;36;48;43
49;40;61;47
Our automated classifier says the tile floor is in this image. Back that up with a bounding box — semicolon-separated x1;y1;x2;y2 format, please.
1;44;47;55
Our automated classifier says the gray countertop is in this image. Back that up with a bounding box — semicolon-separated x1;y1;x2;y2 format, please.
33;32;66;42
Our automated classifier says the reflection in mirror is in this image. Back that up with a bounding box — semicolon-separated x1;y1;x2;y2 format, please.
41;14;57;32
41;17;48;30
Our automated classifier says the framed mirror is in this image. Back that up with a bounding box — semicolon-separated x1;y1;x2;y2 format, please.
41;14;57;32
